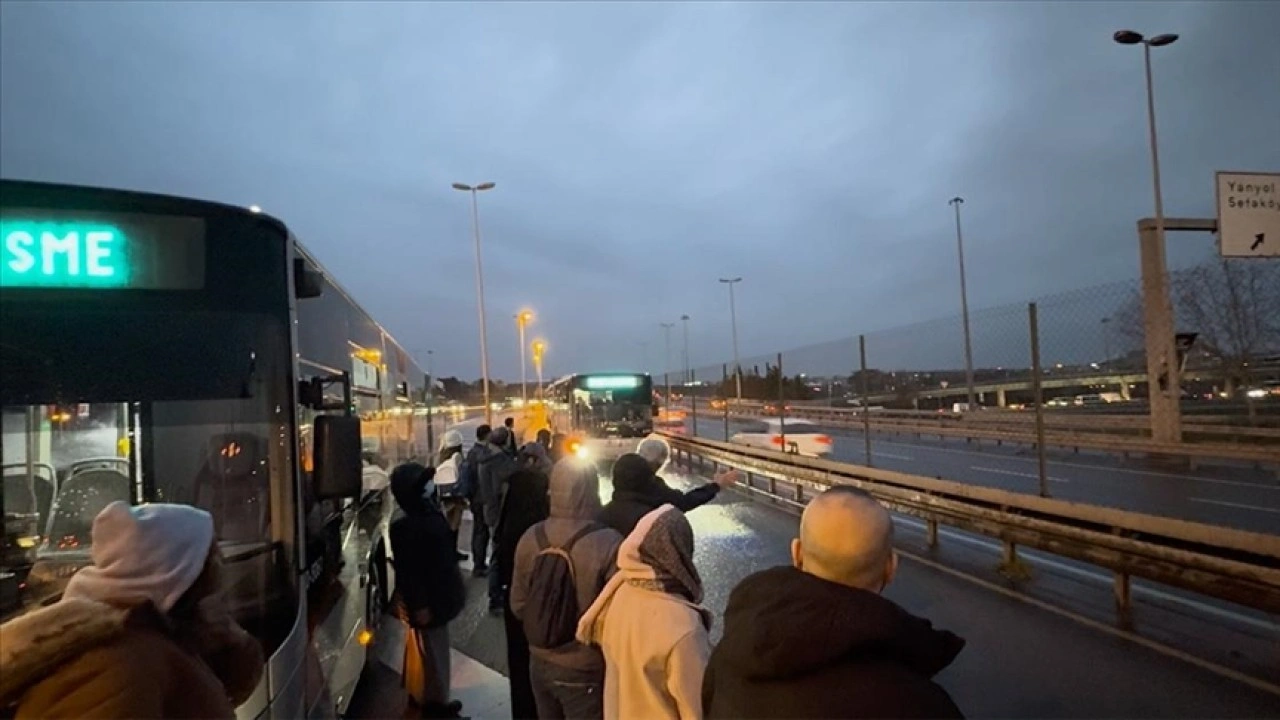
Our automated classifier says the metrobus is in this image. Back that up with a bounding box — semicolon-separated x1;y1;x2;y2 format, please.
0;180;430;718
544;373;657;461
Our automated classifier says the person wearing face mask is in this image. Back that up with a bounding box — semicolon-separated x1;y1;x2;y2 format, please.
701;486;966;719
0;501;264;719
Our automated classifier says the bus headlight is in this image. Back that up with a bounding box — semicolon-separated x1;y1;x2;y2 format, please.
574;445;590;460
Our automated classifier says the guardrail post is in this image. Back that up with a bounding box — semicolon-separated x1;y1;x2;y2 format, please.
860;334;873;466
927;519;938;548
1114;572;1133;628
768;475;777;495
1029;303;1050;498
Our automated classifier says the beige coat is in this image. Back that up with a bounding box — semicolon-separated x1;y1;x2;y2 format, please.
0;598;241;719
580;582;711;720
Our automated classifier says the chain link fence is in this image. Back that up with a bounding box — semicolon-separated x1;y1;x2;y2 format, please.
676;258;1280;492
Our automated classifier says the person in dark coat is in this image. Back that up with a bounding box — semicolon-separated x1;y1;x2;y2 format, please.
597;453;739;537
503;417;519;453
477;426;520;612
390;463;467;718
495;443;553;720
702;486;965;719
462;424;492;578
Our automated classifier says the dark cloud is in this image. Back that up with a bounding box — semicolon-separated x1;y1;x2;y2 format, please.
3;1;1277;380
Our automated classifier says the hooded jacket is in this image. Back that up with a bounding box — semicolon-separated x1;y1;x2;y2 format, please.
495;460;552;591
389;463;466;628
511;459;623;672
577;505;711;720
477;440;520;525
597;453;720;537
702;565;965;719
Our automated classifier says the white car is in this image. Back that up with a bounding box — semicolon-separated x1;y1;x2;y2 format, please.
731;419;833;458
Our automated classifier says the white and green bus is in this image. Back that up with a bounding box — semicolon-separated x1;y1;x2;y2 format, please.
1;179;433;718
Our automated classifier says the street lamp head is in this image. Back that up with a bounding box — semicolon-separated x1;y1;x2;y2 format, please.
949;196;964;206
1148;34;1178;47
681;314;690;321
451;182;472;191
476;182;496;191
517;309;535;324
1113;30;1144;45
719;277;742;284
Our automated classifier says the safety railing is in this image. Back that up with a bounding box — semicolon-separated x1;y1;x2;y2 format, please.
659;432;1280;621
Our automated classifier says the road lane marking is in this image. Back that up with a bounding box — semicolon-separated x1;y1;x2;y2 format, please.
874;438;1279;490
1189;498;1280;515
874;452;914;461
971;465;1070;483
895;517;1277;634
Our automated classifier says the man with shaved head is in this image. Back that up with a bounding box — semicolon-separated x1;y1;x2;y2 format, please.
702;485;965;719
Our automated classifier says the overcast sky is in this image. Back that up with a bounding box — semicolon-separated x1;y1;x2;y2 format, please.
2;1;1278;380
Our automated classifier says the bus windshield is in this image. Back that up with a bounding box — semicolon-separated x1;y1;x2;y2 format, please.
569;374;654;437
0;309;297;653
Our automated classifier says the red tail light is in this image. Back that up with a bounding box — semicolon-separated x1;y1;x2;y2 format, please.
770;435;784;446
815;435;832;445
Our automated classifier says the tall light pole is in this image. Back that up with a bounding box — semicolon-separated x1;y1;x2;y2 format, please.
680;314;691;386
531;339;546;399
719;277;743;402
453;181;497;425
1115;29;1181;443
515;309;535;406
948;197;977;411
660;322;675;407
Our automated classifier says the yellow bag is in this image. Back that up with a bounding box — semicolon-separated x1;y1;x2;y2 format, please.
402;626;430;707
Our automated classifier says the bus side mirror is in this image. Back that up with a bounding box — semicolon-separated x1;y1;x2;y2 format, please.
294;258;324;300
314;415;362;499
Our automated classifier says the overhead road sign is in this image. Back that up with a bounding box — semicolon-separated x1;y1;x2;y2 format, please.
1216;171;1279;258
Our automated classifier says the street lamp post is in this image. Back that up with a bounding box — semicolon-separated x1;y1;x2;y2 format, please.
531;339;546;399
680;314;691;386
948;197;977;411
1115;29;1181;444
452;181;497;425
719;278;743;402
516;309;535;406
660;322;675;408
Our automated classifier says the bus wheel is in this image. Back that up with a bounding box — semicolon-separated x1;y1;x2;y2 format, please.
366;554;387;629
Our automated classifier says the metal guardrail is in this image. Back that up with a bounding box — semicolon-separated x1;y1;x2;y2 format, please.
660;432;1280;620
689;404;1279;466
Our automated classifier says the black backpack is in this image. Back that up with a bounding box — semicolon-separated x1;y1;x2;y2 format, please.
521;522;604;649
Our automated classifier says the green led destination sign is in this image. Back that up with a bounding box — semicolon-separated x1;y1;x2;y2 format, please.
583;375;643;390
0;212;206;290
1;221;130;288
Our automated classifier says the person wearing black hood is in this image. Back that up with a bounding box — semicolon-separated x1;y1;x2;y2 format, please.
495;442;554;719
702;486;965;719
477;425;520;613
598;453;740;537
462;424;493;578
389;463;467;719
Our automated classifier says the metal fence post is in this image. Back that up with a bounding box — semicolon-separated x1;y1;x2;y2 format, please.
860;334;872;466
425;372;435;459
690;368;698;438
1028;303;1049;498
777;352;787;452
722;363;730;442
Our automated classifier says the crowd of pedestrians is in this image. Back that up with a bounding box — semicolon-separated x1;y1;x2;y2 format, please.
0;420;965;720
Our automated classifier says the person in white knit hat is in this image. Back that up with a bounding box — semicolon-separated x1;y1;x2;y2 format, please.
435;428;469;562
0;501;263;719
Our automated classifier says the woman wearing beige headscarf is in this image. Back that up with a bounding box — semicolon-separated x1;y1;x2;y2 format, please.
576;504;712;720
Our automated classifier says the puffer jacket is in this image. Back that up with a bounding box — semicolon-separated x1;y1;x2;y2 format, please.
511;461;623;671
0;598;250;719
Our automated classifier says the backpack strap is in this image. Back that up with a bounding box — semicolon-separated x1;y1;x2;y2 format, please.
561;522;606;553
